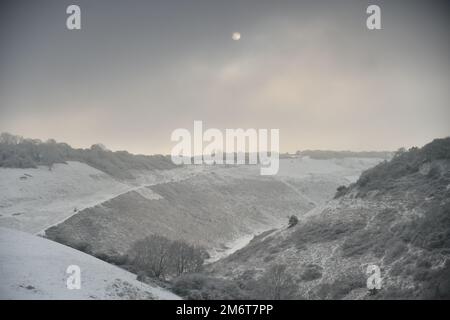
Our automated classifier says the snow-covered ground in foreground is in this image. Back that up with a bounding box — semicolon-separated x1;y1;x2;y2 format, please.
0;227;180;300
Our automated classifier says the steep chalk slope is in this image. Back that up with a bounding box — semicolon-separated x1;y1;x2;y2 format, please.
0;227;180;299
208;138;450;299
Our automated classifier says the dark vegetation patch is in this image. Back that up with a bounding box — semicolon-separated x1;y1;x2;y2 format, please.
333;137;450;199
300;264;323;281
334;185;348;199
377;259;450;300
398;201;450;251
352;137;450;197
171;273;251;300
421;260;450;299
171;264;301;300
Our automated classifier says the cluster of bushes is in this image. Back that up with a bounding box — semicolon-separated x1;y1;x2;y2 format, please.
52;232;211;285
171;273;251;300
126;235;208;280
171;264;300;300
334;185;348;199
379;258;450;300
0;132;176;179
300;264;323;281
352;137;450;195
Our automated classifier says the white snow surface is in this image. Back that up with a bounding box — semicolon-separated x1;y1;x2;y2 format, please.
0;161;201;234
0;162;131;234
0;227;180;300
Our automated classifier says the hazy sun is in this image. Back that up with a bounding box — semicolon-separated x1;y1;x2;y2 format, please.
232;32;241;41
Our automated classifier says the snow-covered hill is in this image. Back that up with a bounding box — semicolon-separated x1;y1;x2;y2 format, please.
0;227;180;300
0;161;200;234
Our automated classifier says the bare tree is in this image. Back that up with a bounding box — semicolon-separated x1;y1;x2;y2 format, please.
169;240;204;276
128;235;206;279
128;235;172;279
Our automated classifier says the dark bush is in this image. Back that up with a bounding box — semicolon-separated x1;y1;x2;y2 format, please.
300;264;323;281
352;137;450;195
288;215;299;228
171;274;250;300
334;185;348;199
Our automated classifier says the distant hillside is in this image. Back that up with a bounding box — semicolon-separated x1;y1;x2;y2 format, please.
0;132;177;179
208;137;450;299
296;150;393;160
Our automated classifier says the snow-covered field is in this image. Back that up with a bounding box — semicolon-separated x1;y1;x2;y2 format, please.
0;161;201;234
0;227;180;300
0;162;131;234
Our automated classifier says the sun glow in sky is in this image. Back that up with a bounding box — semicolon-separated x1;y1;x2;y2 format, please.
0;0;449;155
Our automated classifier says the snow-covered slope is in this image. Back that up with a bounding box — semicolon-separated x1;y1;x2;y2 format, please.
0;161;200;234
0;227;180;300
0;162;131;234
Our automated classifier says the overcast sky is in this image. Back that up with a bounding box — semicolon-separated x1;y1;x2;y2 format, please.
0;0;449;154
